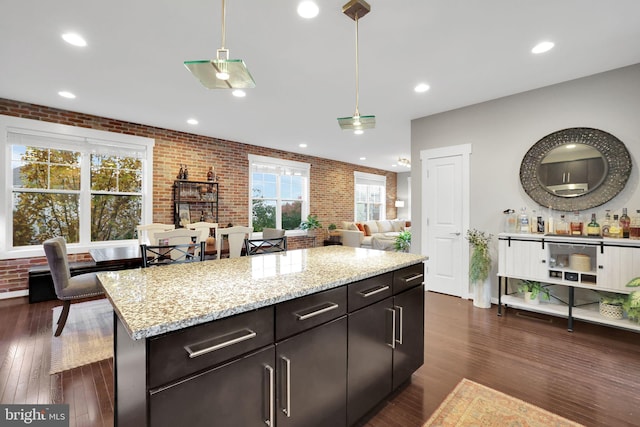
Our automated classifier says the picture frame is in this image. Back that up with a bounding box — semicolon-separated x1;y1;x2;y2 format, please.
178;203;191;226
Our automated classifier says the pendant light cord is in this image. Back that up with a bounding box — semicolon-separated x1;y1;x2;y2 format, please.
220;0;226;50
354;13;360;117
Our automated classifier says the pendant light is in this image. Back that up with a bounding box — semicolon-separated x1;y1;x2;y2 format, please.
337;0;375;133
184;0;255;89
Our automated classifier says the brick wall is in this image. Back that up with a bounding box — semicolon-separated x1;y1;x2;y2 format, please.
0;98;397;294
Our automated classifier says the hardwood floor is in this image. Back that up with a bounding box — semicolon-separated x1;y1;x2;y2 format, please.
1;292;639;426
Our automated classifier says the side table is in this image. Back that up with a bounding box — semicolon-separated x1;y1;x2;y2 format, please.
323;240;342;246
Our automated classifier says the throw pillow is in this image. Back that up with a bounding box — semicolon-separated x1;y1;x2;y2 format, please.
391;220;403;232
376;220;393;233
364;220;379;234
348;223;359;231
356;223;365;233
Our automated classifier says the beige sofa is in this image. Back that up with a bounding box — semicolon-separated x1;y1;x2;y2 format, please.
338;220;408;249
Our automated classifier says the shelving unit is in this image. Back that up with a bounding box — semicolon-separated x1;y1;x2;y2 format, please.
173;180;219;227
497;233;640;332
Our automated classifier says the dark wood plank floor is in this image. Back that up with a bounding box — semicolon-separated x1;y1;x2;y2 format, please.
1;292;639;426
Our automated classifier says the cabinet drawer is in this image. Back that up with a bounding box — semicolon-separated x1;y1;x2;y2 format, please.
393;263;424;294
148;307;274;388
348;273;393;312
275;286;347;341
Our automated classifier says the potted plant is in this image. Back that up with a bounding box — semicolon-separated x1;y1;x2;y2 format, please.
327;223;340;241
394;230;411;252
466;229;492;308
597;291;627;319
518;280;550;305
300;214;322;236
623;277;640;323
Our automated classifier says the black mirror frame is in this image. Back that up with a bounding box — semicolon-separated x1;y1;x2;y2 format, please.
520;127;632;211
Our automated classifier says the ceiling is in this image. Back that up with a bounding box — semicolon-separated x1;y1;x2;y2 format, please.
2;1;640;172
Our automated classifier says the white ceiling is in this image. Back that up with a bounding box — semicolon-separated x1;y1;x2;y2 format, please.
2;0;640;171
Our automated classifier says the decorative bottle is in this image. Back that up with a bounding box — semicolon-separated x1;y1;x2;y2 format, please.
586;213;600;237
207;166;214;181
601;210;611;237
519;207;529;233
630;210;640;240
620;208;631;238
177;164;184;180
570;211;583;236
183;165;189;180
610;214;622;238
503;209;517;233
555;215;569;235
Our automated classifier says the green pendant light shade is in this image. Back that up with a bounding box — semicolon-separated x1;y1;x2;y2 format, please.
338;0;375;133
184;0;255;89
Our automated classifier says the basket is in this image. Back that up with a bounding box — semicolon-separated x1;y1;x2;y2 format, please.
599;301;623;319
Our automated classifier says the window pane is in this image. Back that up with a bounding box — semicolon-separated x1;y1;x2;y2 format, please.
356;203;367;222
281;175;303;200
49;149;80;165
252;199;276;232
355;184;368;202
12;192;79;245
369;186;382;203
252;173;277;199
91;155;142;192
12;146;81;190
370;204;382;220
50;165;80;190
282;200;302;230
91;195;141;241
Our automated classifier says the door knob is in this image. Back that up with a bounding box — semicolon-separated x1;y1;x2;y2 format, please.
450;232;461;236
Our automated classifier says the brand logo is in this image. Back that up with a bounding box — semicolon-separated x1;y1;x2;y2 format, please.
0;405;68;426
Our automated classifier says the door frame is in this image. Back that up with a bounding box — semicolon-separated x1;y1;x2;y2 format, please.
420;144;472;298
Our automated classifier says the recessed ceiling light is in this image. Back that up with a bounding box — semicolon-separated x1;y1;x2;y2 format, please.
354;130;364;135
187;118;198;125
359;157;366;161
297;1;319;19
299;143;307;148
58;91;76;99
61;33;87;47
414;83;430;93
232;89;246;97
392;164;398;167
531;41;554;54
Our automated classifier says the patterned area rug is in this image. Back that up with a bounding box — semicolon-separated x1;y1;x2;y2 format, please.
50;299;113;374
424;378;584;427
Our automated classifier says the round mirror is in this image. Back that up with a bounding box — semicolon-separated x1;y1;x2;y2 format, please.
520;128;631;211
537;143;607;197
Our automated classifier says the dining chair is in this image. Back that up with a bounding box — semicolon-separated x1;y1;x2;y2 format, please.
244;236;287;255
153;228;203;261
136;223;175;245
43;237;105;336
216;226;253;259
262;228;285;239
188;222;219;242
140;241;206;267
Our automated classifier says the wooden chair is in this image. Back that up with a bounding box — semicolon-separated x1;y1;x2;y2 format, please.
244;236;287;255
140;241;206;267
43;237;105;336
217;226;252;259
153;228;203;261
136;223;175;245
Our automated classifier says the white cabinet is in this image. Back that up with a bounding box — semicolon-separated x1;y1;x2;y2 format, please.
497;233;640;333
498;237;548;281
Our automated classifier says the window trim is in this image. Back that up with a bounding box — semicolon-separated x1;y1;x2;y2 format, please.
354;171;387;221
248;154;310;237
1;115;154;259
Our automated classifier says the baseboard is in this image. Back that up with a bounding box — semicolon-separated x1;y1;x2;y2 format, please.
0;289;29;300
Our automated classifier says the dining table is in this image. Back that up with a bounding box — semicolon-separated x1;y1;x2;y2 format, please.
89;245;143;268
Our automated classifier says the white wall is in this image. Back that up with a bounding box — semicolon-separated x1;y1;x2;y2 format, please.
410;63;640;294
396;171;411;219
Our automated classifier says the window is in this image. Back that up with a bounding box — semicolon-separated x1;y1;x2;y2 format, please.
1;115;154;258
249;154;310;233
354;171;386;221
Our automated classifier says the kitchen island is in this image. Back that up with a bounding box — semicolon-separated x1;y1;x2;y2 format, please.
98;245;426;427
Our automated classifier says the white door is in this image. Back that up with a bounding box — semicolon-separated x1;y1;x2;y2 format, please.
421;145;470;297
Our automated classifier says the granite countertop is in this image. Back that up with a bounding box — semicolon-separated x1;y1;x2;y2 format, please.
97;245;427;340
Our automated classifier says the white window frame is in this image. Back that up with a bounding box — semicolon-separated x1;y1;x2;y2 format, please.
354;171;387;221
0;115;154;259
248;154;310;237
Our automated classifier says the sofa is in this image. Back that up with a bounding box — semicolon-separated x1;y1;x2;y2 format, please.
338;220;409;249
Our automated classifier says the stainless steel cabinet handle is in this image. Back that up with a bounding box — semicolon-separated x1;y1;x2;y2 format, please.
360;285;390;297
184;329;257;359
449;232;461;236
386;308;396;349
295;302;339;320
281;356;291;418
567;172;570;182
562;172;566;183
395;305;404;345
264;365;274;427
403;273;423;283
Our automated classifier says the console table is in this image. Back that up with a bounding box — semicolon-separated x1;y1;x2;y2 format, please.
497;233;640;332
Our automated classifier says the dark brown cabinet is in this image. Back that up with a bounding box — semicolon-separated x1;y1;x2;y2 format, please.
392;284;425;390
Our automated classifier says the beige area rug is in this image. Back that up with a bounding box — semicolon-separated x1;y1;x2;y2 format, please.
424;378;584;427
50;299;113;374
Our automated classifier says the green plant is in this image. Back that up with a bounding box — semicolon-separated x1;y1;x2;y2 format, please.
300;214;322;231
518;280;550;301
597;291;627;306
466;229;492;283
328;223;337;231
623;277;640;323
394;230;411;252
